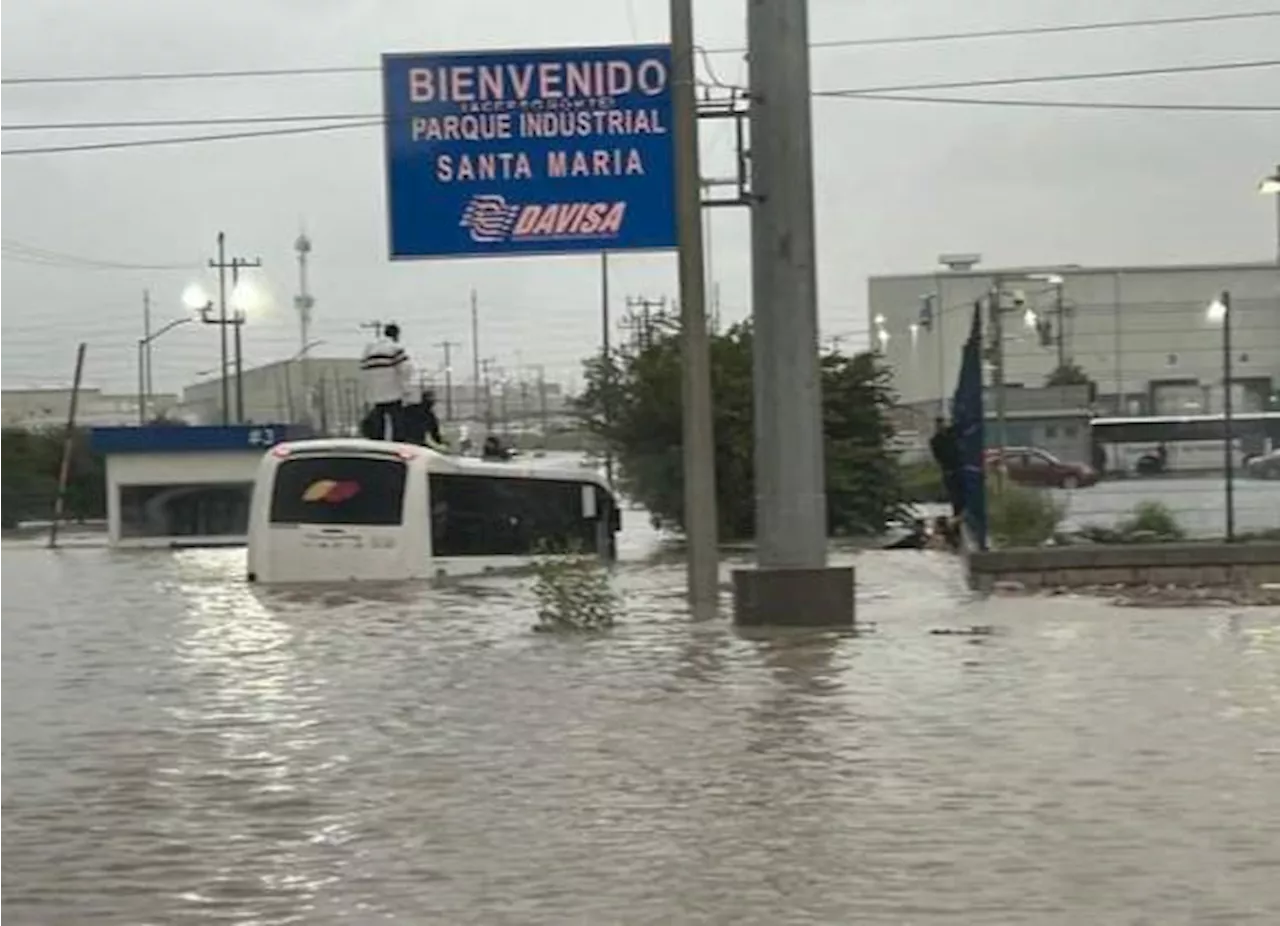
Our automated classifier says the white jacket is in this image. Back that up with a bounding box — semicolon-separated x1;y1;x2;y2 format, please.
360;337;414;405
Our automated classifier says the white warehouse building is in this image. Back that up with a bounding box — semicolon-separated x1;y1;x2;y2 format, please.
867;260;1280;418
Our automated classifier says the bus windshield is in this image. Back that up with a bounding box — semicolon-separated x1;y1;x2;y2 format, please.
269;455;407;526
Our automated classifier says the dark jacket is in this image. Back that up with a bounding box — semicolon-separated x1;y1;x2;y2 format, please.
930;426;961;473
402;402;444;447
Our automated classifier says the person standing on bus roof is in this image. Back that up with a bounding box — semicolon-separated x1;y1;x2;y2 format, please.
360;321;413;441
402;386;448;451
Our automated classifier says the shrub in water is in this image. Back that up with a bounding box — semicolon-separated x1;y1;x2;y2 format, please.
987;480;1065;548
530;541;619;633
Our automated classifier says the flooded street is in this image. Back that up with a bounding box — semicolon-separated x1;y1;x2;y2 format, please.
4;519;1280;924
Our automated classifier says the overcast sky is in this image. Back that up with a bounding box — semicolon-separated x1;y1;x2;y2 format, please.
2;0;1277;395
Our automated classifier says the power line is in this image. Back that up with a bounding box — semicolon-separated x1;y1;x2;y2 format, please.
2;113;375;132
1;119;380;156
4;57;1276;142
2;240;201;269
4;10;1277;86
830;94;1280;113
818;58;1280;97
710;9;1280;53
2;64;372;86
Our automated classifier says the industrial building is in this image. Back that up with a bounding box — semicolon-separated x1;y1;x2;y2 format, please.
2;386;181;429
867;260;1280;421
180;356;572;432
90;424;308;548
180;356;364;429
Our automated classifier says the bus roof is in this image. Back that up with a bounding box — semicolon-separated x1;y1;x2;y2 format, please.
271;438;613;491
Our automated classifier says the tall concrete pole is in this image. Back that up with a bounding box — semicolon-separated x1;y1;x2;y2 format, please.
669;0;721;619
746;0;826;569
470;288;481;423
600;251;615;487
735;0;853;626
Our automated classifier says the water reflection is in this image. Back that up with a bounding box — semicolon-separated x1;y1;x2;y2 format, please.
4;543;1280;924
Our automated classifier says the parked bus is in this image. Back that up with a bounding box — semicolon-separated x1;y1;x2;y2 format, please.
246;438;619;585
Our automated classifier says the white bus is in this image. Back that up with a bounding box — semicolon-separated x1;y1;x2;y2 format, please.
246;438;620;585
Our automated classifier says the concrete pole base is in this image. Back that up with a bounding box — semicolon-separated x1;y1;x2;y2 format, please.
732;566;856;627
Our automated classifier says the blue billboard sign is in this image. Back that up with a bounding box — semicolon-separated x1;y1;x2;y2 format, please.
381;44;676;260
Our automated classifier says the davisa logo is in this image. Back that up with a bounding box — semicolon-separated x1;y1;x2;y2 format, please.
460;194;626;244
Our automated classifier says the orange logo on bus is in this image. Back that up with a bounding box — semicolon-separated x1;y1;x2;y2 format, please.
302;479;361;504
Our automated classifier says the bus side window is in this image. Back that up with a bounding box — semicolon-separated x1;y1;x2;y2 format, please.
430;473;608;557
430;473;494;556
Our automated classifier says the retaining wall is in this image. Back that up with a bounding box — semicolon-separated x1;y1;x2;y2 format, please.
967;542;1280;591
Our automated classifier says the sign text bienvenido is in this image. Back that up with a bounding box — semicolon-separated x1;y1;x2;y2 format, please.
382;44;676;259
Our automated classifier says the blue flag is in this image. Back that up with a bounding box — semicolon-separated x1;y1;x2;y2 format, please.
950;302;987;550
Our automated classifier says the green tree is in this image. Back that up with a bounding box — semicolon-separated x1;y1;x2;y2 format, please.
1045;363;1090;387
1;427;105;526
575;317;907;540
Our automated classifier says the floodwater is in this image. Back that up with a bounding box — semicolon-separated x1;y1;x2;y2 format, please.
4;517;1280;924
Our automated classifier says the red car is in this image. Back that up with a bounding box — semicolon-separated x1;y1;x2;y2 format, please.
983;446;1099;489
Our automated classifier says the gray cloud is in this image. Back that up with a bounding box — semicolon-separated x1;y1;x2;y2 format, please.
3;0;1277;394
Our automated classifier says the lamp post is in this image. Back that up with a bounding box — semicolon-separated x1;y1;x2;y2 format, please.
281;339;325;424
917;293;945;416
184;278;264;425
136;317;193;424
987;272;1063;480
1260;164;1280;264
1207;293;1236;542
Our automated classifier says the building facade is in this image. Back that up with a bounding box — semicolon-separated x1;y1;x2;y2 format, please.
181;357;365;429
181;357;573;433
2;387;181;429
89;424;308;548
868;261;1280;418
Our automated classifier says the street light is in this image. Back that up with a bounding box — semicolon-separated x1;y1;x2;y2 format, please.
281;339;325;425
987;272;1064;460
136;316;193;424
1260;163;1280;264
1206;291;1236;542
872;313;890;351
184;278;261;424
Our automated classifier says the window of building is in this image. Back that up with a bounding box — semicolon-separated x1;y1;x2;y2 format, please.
270;456;407;526
428;473;609;557
119;483;252;538
1044;425;1059;439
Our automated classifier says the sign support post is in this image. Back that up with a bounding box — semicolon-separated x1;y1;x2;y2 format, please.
669;0;721;619
382;39;719;616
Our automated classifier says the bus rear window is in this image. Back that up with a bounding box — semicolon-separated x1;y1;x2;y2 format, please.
270;456;407;526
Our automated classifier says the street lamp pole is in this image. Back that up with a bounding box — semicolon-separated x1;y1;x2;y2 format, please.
988;280;1008;461
136;317;193;424
1212;291;1237;542
987;272;1064;477
1260;163;1280;264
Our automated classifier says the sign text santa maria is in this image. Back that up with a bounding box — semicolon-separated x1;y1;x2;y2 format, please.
382;44;676;259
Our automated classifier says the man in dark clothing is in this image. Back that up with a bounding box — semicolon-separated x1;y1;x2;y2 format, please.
929;417;964;517
402;390;446;449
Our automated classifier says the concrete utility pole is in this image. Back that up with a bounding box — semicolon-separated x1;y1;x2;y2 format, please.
479;357;496;433
470;289;481;423
669;0;721;619
437;339;460;420
294;232;315;422
734;0;854;627
207;233;261;425
534;364;550;446
600;252;615;486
